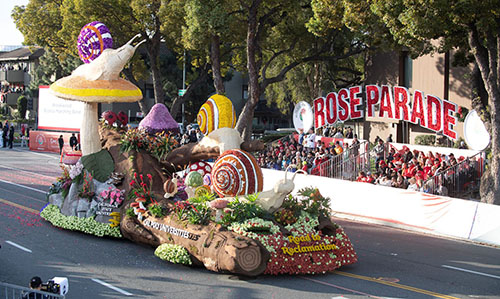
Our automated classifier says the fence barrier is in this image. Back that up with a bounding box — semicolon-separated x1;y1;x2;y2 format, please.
0;281;65;299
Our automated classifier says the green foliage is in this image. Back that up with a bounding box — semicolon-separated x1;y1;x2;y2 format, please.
154;243;192;265
125;207;136;218
173;197;212;226
148;203;166;218
414;135;436;146
40;204;122;238
81;149;115;182
277;187;331;222
297;187;331;219
16;96;28;119
220;197;269;225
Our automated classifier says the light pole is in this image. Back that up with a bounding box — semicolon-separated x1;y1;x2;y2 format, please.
182;50;186;126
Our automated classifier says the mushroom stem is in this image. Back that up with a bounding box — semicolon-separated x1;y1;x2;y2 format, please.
80;102;102;156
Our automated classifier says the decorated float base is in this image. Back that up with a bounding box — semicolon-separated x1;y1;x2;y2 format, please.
40;108;357;276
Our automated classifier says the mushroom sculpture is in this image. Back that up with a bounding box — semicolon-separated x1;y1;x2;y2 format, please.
50;34;144;156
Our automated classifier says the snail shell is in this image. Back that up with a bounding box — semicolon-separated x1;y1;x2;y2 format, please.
163;178;178;198
197;94;236;135
77;21;113;64
211;149;263;197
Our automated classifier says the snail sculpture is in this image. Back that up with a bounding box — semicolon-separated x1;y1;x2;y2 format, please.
211;149;263;197
72;34;145;81
254;169;307;213
197;94;237;135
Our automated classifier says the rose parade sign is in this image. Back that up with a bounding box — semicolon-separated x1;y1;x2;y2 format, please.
313;85;458;139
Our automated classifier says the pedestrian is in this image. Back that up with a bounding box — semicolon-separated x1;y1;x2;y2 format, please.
2;121;8;147
69;133;78;150
8;126;14;149
58;135;64;155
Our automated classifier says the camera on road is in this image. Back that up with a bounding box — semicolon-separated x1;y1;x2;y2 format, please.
40;277;68;296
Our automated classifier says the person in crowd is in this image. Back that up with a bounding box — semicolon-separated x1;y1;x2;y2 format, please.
386;134;393;143
8;126;14;149
305;128;316;151
373;139;385;170
69;133;78;150
2;121;9;148
22;276;49;299
58;135;64;154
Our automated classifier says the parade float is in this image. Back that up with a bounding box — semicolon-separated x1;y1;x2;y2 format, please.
41;22;357;276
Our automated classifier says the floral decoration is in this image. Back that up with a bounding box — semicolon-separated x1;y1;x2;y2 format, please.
78;171;95;201
40;204;122;238
100;186;125;206
120;128;178;161
456;106;469;122
56;165;72;199
228;211;357;275
154;243;192;265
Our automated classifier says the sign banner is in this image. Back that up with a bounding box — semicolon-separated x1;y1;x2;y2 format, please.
29;131;77;154
38;86;83;132
313;85;458;139
292;101;313;133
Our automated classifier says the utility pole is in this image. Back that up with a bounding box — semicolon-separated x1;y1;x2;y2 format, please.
182;50;186;126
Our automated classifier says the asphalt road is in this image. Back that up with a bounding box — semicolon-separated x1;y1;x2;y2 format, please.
0;147;499;299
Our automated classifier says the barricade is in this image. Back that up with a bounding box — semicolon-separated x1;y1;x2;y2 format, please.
0;281;65;299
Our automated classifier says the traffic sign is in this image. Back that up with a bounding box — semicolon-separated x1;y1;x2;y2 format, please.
178;89;186;96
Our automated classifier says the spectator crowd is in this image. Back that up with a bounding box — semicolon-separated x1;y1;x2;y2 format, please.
256;128;482;198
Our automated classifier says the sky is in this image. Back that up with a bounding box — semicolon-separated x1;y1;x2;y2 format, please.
0;0;30;46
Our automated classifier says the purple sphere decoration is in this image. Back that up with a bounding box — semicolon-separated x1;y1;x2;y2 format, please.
77;21;113;64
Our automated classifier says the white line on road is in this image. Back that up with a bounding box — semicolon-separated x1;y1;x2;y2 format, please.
0;178;46;194
5;240;32;253
442;265;500;280
91;278;133;296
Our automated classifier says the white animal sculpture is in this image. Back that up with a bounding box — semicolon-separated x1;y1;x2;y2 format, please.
72;34;146;81
254;169;306;213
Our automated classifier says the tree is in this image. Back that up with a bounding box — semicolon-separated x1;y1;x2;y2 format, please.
233;0;366;140
311;0;500;204
29;48;82;91
16;96;28;119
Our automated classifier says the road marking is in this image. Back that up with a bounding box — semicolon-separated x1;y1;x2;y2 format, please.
91;278;133;296
5;240;32;253
0;164;57;180
301;277;384;298
442;265;500;280
333;270;460;299
0;178;47;194
0;198;40;214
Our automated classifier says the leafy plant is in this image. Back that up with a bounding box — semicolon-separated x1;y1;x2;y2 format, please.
125;207;136;218
78;171;95;201
221;197;268;225
186;204;211;225
129;172;157;205
56;165;72;199
80;149;115;182
154;244;192;265
297;187;331;219
148;203;166;218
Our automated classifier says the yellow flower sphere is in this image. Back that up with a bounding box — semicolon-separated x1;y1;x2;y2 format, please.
197;94;236;135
